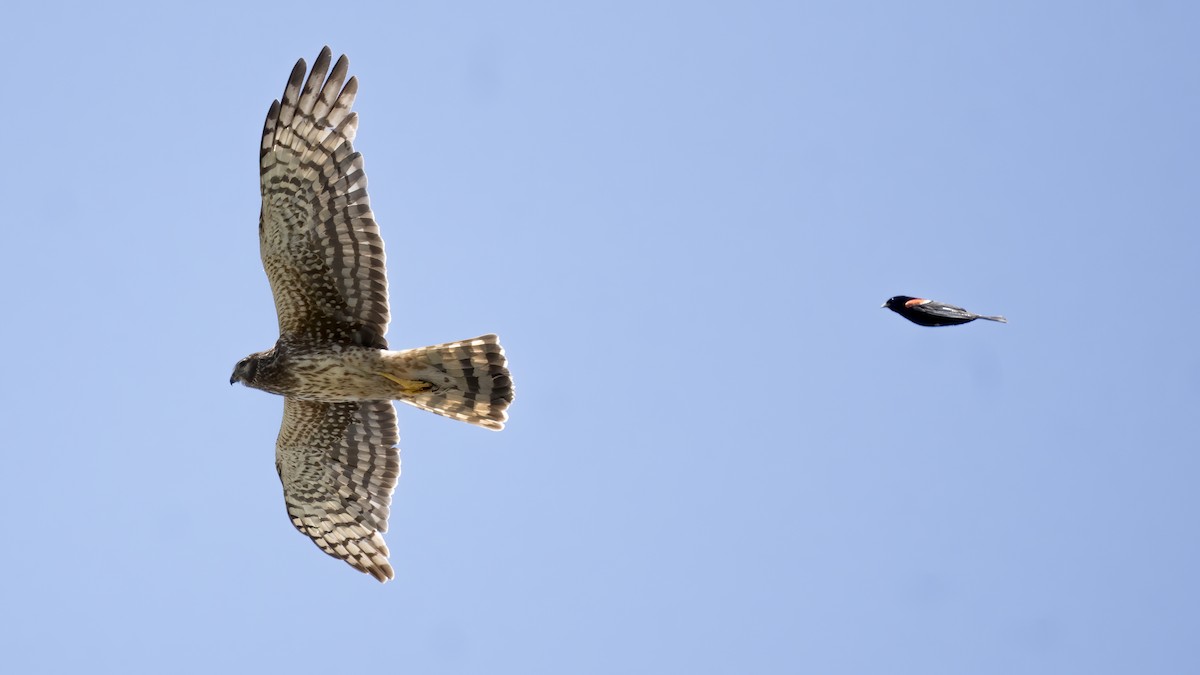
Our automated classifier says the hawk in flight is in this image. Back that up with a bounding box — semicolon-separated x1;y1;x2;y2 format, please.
231;47;514;582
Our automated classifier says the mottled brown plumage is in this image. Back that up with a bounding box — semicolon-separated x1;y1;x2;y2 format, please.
231;47;514;583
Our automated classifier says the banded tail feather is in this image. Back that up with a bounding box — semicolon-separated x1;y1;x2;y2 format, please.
384;334;513;430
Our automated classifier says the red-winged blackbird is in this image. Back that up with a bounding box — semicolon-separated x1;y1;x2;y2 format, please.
883;296;1007;326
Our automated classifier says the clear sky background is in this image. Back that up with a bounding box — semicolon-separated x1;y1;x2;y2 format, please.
1;1;1197;673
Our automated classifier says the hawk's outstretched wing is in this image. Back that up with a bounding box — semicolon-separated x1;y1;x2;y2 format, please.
276;399;400;582
259;47;390;348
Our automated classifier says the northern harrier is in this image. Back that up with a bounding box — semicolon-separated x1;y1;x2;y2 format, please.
231;47;514;582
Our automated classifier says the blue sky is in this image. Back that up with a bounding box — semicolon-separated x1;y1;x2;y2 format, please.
2;1;1198;673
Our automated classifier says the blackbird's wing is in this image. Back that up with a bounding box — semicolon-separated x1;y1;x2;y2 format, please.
918;301;978;321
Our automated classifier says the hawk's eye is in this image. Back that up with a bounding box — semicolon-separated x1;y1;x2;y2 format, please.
243;358;258;381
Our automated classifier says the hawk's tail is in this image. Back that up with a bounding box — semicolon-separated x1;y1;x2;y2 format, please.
385;335;514;430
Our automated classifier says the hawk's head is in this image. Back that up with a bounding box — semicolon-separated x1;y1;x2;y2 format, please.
230;355;259;385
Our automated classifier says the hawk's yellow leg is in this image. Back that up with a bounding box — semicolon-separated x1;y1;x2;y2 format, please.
378;372;434;395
